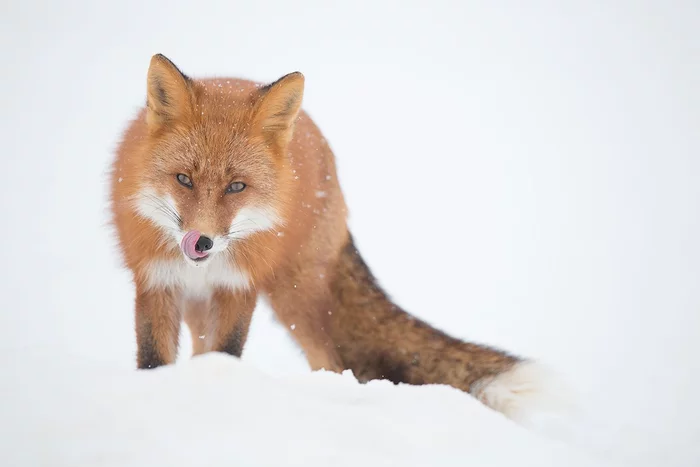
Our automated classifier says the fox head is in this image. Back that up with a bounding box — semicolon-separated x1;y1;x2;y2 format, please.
132;54;303;266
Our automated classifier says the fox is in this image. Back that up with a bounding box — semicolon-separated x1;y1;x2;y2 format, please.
109;54;572;426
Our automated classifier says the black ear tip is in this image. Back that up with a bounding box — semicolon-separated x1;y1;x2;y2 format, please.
271;72;305;90
151;53;171;65
271;71;305;86
149;54;190;81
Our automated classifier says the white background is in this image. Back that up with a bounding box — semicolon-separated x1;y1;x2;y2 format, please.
1;1;698;465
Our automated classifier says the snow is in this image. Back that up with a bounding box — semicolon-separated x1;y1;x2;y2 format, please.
1;1;699;466
1;351;616;467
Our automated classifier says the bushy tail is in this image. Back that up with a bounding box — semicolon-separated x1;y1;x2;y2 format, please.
328;234;574;426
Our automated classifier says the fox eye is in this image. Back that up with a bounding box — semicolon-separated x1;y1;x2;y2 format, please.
177;173;193;188
226;182;246;194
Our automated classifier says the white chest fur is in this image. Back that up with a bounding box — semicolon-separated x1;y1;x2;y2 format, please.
142;255;250;298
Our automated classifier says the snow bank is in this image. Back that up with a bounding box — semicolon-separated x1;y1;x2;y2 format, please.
1;352;617;467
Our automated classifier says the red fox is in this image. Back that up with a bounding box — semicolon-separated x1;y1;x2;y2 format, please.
109;54;571;425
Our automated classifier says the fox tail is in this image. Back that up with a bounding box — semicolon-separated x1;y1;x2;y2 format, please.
328;235;576;430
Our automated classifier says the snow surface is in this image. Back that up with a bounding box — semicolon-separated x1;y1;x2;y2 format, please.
1;351;616;467
1;1;699;466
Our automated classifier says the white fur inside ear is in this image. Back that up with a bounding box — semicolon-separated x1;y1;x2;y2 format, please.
471;361;578;437
229;206;281;239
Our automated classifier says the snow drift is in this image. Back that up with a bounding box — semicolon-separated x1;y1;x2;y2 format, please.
0;351;618;467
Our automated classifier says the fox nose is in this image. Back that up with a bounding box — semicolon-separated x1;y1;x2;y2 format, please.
195;235;214;253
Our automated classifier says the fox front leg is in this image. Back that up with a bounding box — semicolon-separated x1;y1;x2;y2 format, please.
134;287;182;369
209;288;257;358
182;289;257;358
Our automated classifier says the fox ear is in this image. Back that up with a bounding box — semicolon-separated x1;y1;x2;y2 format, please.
146;54;193;131
254;72;305;150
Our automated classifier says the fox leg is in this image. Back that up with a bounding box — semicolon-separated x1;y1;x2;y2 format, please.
267;275;344;373
183;290;256;358
207;288;257;358
134;287;182;369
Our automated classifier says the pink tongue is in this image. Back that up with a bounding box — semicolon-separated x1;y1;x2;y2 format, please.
181;230;209;260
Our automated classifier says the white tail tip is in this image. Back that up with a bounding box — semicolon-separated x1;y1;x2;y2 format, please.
471;361;578;437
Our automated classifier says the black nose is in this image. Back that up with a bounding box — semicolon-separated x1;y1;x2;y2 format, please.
195;235;214;252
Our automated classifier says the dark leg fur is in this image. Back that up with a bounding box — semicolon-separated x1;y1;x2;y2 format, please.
135;287;181;369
